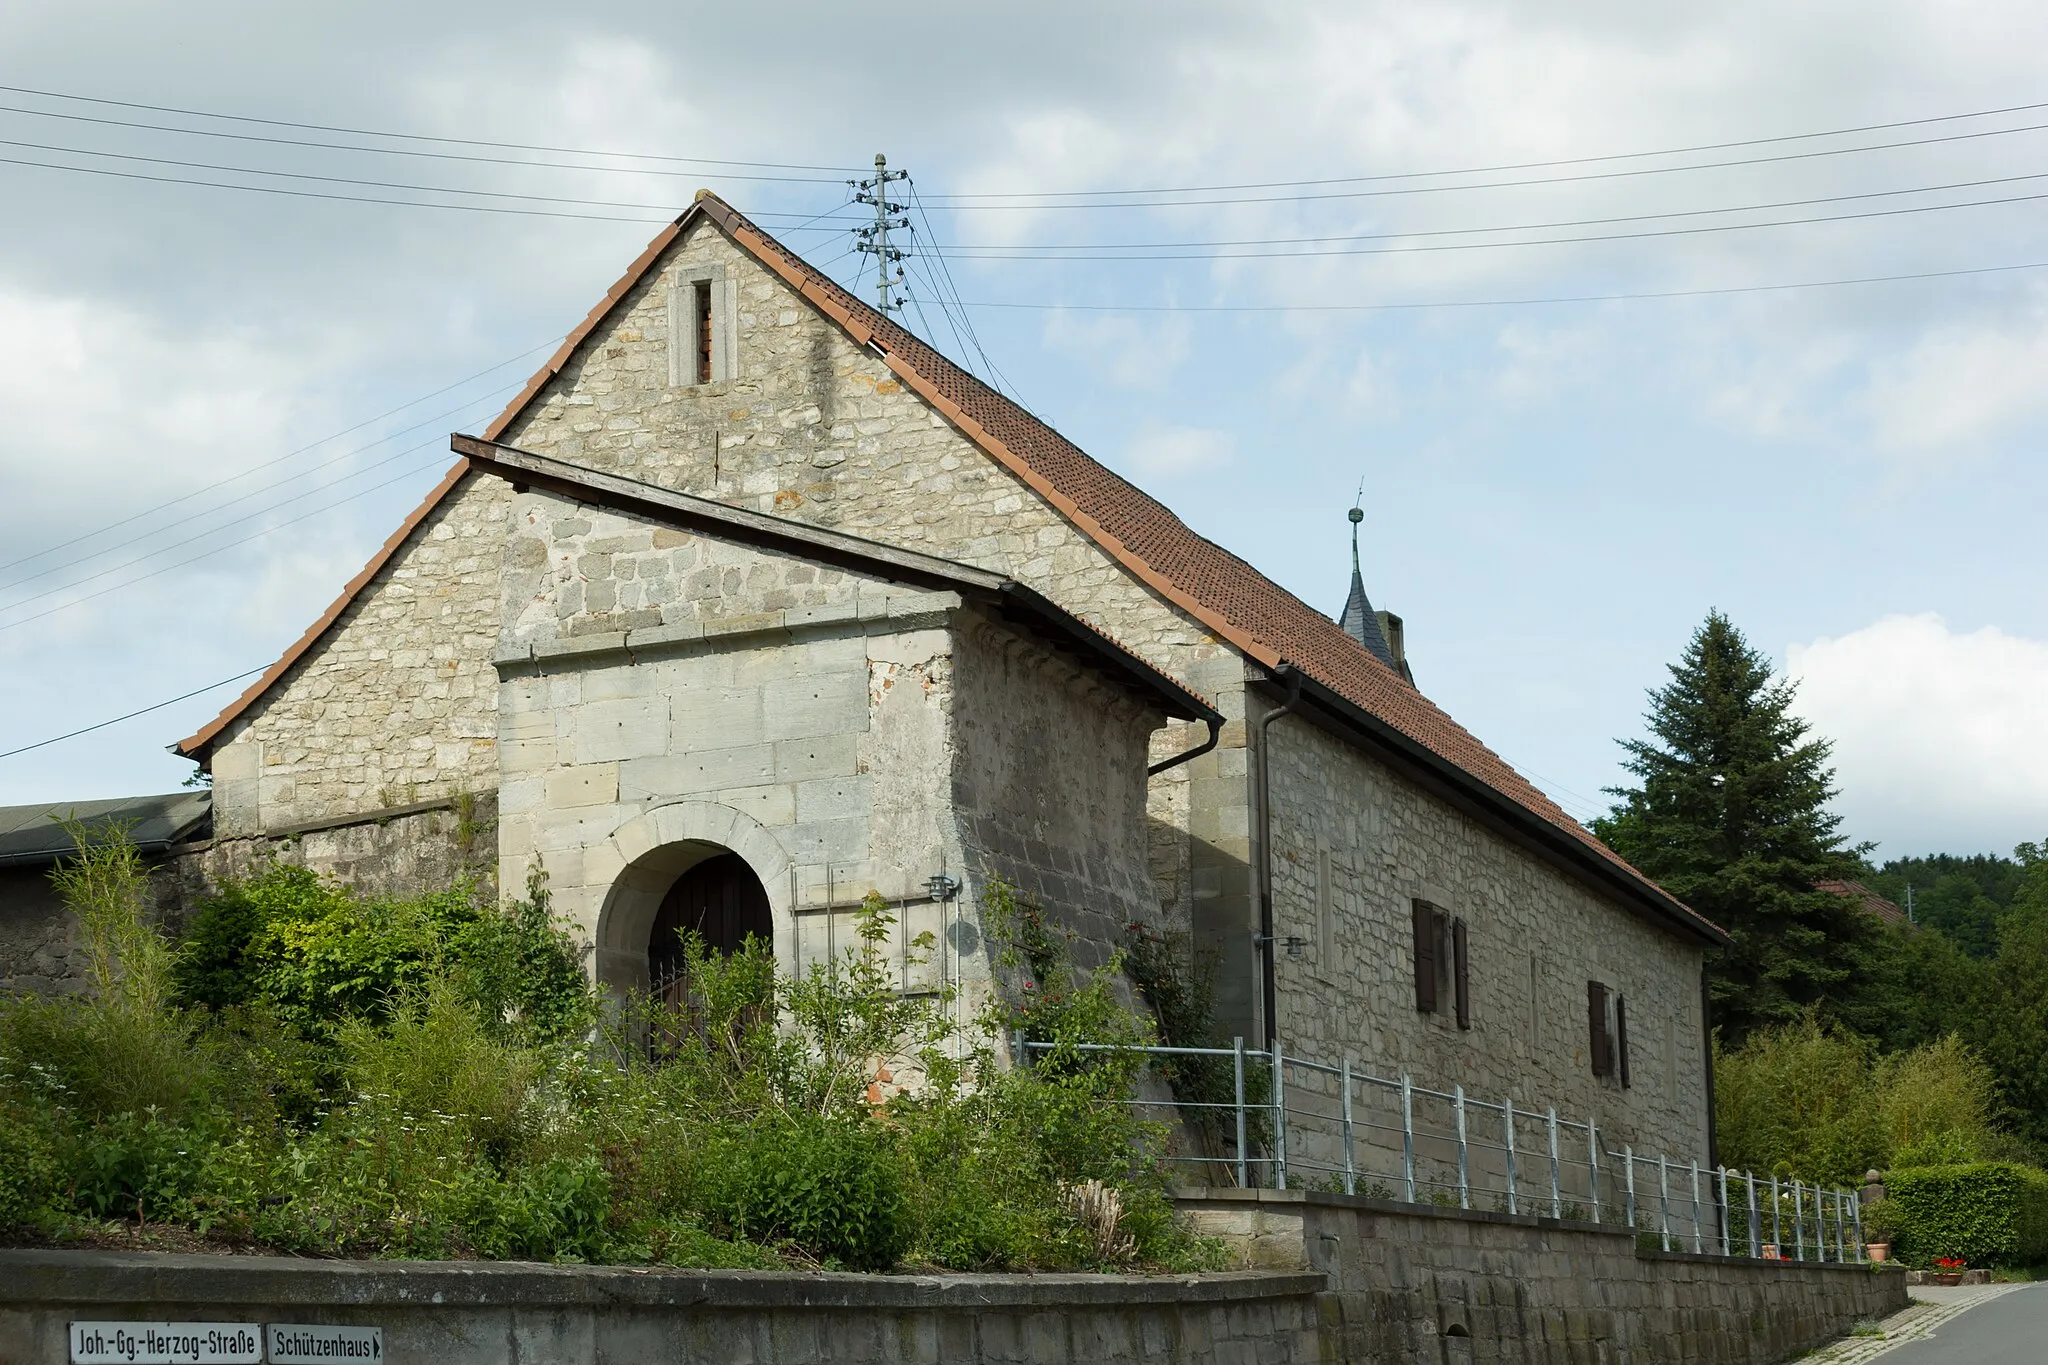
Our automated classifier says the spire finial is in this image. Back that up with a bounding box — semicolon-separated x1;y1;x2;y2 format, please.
1348;482;1364;572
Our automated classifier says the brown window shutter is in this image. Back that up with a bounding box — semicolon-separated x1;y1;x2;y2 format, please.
1412;901;1438;1012
1588;980;1611;1077
1452;918;1471;1030
1616;994;1632;1089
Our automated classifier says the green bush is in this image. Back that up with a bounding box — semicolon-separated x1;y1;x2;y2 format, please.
1884;1162;2048;1267
173;862;589;1044
1715;1017;2004;1184
707;1116;910;1269
0;1094;62;1229
3;836;1205;1272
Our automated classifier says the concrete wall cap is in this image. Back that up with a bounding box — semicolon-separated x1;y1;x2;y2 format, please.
0;1250;1324;1311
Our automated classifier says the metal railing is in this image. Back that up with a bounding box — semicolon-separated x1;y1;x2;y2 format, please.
1016;1034;1867;1263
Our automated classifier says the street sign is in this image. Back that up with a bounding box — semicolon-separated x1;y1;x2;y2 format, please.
266;1324;383;1362
70;1322;262;1364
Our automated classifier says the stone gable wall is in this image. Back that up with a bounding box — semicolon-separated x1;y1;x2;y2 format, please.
493;216;1253;990
1263;708;1709;1164
208;477;509;836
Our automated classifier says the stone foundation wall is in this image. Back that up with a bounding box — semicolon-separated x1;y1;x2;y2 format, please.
0;1252;1326;1365
172;794;499;906
1182;1187;1906;1365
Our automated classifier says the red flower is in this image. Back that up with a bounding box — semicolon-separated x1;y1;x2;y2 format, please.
1936;1257;1968;1270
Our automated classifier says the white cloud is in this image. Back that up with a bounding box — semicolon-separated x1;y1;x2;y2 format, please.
1040;308;1192;389
1863;302;2048;452
1788;613;2048;855
1125;424;1234;476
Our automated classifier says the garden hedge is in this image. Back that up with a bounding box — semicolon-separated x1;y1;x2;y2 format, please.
1884;1161;2048;1267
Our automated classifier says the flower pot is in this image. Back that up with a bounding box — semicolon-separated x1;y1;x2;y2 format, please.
1866;1243;1890;1263
1933;1273;1963;1286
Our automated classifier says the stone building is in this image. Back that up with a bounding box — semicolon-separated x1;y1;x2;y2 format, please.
158;193;1724;1163
0;792;210;997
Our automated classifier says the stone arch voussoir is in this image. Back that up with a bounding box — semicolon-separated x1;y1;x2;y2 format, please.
593;800;793;997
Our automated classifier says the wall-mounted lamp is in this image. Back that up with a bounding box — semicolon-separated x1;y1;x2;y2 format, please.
927;873;961;902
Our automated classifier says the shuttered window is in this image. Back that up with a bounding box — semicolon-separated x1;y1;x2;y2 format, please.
1588;980;1612;1078
1412;901;1438;1012
1452;918;1470;1031
1616;994;1632;1089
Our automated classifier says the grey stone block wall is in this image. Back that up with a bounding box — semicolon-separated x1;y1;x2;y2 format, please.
492;488;1170;1008
491;216;1249;953
950;616;1165;967
1183;1188;1908;1365
0;1252;1328;1365
210;477;510;836
1261;701;1712;1165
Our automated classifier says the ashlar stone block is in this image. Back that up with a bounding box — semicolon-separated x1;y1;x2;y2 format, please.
573;697;669;763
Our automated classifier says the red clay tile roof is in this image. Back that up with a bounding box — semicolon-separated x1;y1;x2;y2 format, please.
1816;879;1910;928
178;192;1714;942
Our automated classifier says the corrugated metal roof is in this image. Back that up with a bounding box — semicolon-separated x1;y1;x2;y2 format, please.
0;791;211;867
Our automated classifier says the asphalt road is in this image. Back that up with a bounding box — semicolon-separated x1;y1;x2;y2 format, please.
1884;1285;2048;1363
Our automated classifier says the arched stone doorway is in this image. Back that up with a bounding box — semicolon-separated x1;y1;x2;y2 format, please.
592;800;794;999
647;851;772;1000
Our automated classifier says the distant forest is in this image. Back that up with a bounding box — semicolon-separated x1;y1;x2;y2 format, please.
1867;854;2026;960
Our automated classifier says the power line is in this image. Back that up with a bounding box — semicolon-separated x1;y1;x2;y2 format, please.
906;179;1020;400
0;382;525;602
0;134;874;218
0;667;269;761
937;167;2048;252
948;258;2048;313
933;166;2048;252
0;441;471;636
920;97;2048;201
0;151;675;222
937;185;2048;260
923;121;2048;213
0;340;560;580
0;83;864;175
0;103;854;186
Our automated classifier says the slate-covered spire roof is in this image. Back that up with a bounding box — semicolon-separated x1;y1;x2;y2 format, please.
1337;505;1396;667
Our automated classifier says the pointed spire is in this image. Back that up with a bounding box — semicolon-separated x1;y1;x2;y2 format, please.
1338;502;1397;667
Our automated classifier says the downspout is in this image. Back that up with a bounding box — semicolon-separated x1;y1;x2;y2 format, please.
1255;667;1303;1050
1700;962;1719;1166
1148;715;1222;777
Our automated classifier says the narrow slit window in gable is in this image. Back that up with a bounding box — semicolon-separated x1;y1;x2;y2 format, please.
694;280;714;385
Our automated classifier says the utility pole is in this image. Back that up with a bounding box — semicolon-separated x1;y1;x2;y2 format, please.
852;153;910;314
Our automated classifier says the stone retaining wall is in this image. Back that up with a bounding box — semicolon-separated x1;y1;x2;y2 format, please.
1182;1187;1907;1364
0;1252;1324;1365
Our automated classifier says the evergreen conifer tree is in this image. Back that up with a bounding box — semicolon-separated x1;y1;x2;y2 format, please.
1595;611;1871;1042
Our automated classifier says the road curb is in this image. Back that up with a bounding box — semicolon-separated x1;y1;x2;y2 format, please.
1803;1283;2033;1362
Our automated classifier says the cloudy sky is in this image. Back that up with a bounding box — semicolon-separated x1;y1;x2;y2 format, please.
2;1;2045;859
